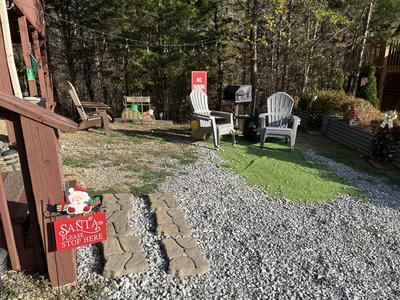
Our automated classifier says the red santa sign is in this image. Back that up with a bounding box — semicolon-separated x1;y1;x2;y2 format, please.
191;71;207;94
53;212;107;251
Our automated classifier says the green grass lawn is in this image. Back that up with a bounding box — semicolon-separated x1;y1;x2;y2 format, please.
215;139;364;203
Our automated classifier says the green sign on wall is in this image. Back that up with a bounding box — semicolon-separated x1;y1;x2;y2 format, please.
26;67;35;81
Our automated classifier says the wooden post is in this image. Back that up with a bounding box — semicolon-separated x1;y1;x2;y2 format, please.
32;31;48;102
20;116;76;286
0;27;16;144
378;45;390;109
12;116;45;274
38;35;55;110
18;16;38;97
19;116;76;286
0;177;20;271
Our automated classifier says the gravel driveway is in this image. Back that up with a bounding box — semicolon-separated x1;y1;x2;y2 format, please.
79;146;400;299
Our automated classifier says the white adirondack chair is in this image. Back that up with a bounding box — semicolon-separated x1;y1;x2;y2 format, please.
259;92;301;149
189;88;235;149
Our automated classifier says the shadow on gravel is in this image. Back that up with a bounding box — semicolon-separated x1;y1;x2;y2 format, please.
113;127;192;145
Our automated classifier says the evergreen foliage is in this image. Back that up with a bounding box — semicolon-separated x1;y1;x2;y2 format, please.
41;0;400;121
360;66;379;109
332;71;345;91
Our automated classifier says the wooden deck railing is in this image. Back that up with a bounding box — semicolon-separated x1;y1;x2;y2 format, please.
387;39;400;72
362;38;400;73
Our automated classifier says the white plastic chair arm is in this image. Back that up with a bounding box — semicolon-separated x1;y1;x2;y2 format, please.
259;113;268;129
211;111;233;123
290;115;301;128
193;113;213;121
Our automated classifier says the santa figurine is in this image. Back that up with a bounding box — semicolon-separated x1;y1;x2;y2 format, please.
348;105;358;127
66;185;92;214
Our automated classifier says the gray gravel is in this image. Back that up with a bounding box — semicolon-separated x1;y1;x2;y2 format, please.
77;145;400;299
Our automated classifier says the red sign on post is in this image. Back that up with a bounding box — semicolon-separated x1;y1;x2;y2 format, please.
53;212;107;252
191;71;207;94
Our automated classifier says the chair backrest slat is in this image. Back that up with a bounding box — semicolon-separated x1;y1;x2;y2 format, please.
267;92;294;128
67;81;87;121
190;88;211;127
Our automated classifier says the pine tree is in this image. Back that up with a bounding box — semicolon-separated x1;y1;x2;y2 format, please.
360;66;379;108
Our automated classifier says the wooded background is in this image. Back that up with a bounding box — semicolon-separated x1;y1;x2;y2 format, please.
42;0;400;122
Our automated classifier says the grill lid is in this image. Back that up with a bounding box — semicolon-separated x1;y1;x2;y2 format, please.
223;85;252;102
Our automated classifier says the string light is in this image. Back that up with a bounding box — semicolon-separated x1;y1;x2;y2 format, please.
48;26;219;56
14;0;219;49
45;13;216;48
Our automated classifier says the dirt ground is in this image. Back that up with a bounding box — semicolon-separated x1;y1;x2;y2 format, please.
0;120;196;196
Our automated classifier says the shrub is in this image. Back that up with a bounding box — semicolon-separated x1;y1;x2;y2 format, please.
312;90;350;115
332;71;345;91
396;100;400;113
371;124;400;162
342;98;382;129
359;66;379;108
296;93;316;111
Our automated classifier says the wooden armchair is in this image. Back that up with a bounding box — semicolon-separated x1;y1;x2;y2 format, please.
67;81;111;135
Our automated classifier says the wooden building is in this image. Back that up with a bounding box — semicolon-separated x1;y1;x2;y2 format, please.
0;0;77;287
362;26;400;111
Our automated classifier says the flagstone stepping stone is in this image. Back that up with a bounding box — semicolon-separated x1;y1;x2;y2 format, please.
155;208;192;237
148;192;177;212
161;237;209;276
102;194;149;278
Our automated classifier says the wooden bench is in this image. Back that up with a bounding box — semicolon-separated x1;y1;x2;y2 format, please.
124;95;151;114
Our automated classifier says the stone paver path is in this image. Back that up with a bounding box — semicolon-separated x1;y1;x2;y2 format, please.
103;194;149;278
161;237;209;276
149;192;191;237
148;192;209;276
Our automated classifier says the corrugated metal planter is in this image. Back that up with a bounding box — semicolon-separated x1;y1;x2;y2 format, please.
0;248;7;277
322;116;400;169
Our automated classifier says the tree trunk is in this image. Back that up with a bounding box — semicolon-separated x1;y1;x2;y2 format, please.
350;1;374;96
281;0;292;91
213;7;224;110
302;19;318;93
250;0;259;116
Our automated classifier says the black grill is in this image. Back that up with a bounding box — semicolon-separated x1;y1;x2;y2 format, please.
223;85;252;103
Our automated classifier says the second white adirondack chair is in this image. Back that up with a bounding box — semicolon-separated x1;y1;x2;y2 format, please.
189;88;235;149
259;92;301;149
